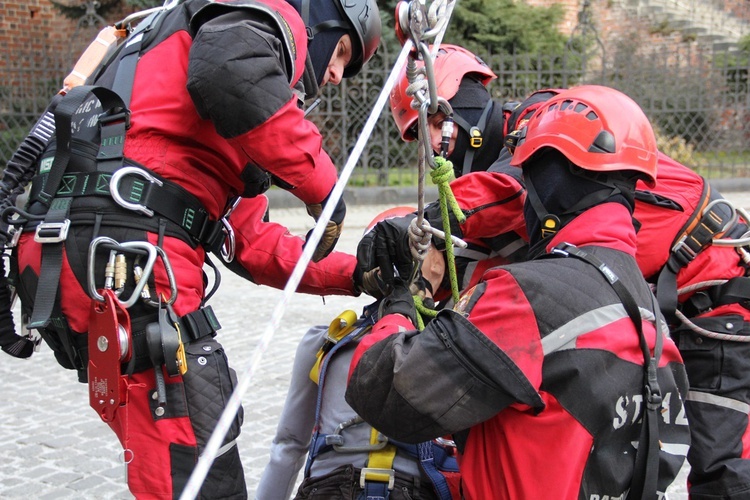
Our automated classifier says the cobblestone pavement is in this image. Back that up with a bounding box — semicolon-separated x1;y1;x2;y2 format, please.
4;192;750;499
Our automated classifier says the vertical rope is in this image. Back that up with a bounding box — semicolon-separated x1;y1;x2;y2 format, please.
430;156;465;304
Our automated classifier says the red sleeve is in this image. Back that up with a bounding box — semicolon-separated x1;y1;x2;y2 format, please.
228;196;357;295
453;171;528;241
459;270;544;390
229;98;338;205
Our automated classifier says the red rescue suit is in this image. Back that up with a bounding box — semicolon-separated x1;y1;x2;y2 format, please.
15;0;348;497
346;203;691;498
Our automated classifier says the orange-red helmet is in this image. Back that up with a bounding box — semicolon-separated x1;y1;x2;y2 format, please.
364;206;416;234
389;45;497;142
510;85;657;187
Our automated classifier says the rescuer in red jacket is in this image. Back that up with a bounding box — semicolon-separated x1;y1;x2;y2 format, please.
11;0;380;497
398;68;750;495
346;85;691;499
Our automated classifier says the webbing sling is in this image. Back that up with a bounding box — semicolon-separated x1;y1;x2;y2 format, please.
360;427;397;500
551;243;663;500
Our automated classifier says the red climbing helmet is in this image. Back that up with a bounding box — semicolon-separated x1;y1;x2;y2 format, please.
364;206;416;234
510;85;658;187
389;45;496;142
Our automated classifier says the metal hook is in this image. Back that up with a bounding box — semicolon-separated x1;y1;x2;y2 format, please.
88;237;158;308
110;166;164;217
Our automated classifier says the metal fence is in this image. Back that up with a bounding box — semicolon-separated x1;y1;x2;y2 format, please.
2;42;750;185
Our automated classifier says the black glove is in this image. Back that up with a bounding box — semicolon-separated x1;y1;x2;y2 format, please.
355;213;416;298
305;188;346;262
378;279;418;326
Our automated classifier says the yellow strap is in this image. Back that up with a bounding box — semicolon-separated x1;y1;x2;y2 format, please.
363;427;397;483
309;310;359;384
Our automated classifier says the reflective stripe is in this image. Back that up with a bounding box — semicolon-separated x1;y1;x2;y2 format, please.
214;439;237;458
660;442;690;456
687;390;750;414
490;238;527;259
454;247;490;261
542;304;657;355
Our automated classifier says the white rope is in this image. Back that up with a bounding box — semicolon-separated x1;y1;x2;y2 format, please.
178;40;416;500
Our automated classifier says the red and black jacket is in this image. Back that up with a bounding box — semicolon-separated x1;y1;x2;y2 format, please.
346;203;691;499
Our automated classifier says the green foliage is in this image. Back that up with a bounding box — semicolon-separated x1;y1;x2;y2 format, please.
446;0;568;55
714;34;750;94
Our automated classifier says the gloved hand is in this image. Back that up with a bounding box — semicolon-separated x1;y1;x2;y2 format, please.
378;279;418;326
305;189;346;262
355;213;416;298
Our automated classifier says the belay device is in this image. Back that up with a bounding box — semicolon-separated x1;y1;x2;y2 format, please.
89;287;133;422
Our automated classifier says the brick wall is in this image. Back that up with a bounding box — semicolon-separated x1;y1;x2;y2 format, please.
527;0;704;56
525;0;581;35
0;0;133;69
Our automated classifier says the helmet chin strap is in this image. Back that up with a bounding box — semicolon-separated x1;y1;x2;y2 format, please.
450;100;493;177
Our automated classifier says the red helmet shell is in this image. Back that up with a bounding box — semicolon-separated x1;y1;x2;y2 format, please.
389;45;497;142
510;85;657;187
364;206;416;234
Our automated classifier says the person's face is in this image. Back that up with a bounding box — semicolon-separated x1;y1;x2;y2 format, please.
421;243;445;296
427;112;458;157
321;34;353;87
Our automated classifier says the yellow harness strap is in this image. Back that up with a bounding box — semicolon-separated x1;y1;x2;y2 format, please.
309;309;359;384
360;427;397;489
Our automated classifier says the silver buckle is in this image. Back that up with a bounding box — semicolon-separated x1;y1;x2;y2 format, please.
34;220;70;243
110;166;163;217
359;468;395;490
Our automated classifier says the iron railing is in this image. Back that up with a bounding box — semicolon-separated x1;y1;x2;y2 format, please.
2;43;750;185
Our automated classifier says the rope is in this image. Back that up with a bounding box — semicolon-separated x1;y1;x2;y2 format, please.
675;279;750;342
413;294;438;330
431;156;465;305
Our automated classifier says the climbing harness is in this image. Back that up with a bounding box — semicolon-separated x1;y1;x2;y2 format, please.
305;304;460;500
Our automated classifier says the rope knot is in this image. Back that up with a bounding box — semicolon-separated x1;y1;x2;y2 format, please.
430;156;455;185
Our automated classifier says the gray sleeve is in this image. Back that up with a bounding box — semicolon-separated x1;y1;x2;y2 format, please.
255;326;327;500
187;10;294;138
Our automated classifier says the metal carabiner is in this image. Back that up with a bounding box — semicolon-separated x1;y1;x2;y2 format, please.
150;245;178;307
219;197;240;264
712;202;749;247
88;237;158;308
109;165;163;217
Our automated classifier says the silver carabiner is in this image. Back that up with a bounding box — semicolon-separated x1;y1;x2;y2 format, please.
149;245;178;307
110;166;163;217
219;197;240;264
88;237;157;308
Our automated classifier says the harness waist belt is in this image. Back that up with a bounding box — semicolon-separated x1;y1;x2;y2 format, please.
30;167;225;251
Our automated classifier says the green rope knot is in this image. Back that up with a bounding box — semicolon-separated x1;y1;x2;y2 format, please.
429;156;465;304
413;294;438;330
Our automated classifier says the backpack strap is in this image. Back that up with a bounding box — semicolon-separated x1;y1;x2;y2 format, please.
654;182;737;323
28;85;130;330
551;242;664;499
